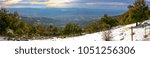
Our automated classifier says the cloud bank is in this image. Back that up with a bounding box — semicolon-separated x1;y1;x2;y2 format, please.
0;0;149;9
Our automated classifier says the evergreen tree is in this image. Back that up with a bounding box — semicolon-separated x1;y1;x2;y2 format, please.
0;8;31;38
85;14;118;33
63;23;82;36
99;14;118;29
119;0;149;25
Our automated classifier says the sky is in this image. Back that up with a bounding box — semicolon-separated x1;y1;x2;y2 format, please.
0;0;150;9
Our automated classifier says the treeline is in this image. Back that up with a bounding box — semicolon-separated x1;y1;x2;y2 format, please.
0;0;150;41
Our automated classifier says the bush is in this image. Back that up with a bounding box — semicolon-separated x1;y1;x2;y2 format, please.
62;23;82;36
102;30;113;41
84;22;100;33
84;14;118;33
99;14;118;28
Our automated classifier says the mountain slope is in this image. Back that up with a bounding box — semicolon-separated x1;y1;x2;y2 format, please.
0;20;150;41
30;19;150;41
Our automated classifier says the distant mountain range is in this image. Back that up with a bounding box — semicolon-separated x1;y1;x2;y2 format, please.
8;8;127;27
20;16;99;27
8;8;126;17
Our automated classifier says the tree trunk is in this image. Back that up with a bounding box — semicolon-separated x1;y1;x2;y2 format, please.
136;22;138;26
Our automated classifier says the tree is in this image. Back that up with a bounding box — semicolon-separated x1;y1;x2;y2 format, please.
0;8;8;35
85;14;118;33
148;10;150;18
133;0;149;25
0;8;15;35
119;12;135;25
63;23;82;36
15;22;31;36
85;22;100;33
119;0;149;25
99;14;118;28
44;25;59;36
0;8;31;38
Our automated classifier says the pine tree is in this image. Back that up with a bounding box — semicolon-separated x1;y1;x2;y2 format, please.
132;0;149;25
120;0;149;25
95;14;118;31
100;14;118;28
0;8;31;38
0;8;12;35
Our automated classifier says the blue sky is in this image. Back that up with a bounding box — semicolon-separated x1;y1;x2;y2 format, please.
0;0;150;10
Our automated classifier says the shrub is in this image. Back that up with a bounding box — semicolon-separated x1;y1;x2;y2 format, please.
102;30;113;41
62;23;82;36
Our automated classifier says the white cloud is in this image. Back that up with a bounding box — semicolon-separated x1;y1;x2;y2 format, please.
1;0;78;8
47;0;77;3
1;0;78;4
47;0;77;8
85;2;129;6
2;0;22;4
1;0;149;8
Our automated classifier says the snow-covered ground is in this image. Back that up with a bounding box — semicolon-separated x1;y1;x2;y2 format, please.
112;23;146;41
1;20;150;41
30;20;150;41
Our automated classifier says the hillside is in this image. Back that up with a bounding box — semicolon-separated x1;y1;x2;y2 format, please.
0;19;150;41
29;19;150;41
0;0;149;41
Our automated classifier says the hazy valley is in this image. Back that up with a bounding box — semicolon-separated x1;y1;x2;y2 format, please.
8;8;126;27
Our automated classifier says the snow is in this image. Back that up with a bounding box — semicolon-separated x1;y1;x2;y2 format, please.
1;20;150;41
31;32;104;41
112;24;144;41
31;20;150;41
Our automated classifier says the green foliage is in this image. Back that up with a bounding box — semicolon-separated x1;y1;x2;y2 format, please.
99;14;118;28
0;8;32;38
148;10;150;18
85;22;100;33
0;0;149;40
43;25;59;36
119;12;135;25
50;25;60;36
0;8;83;40
15;22;30;36
85;14;118;33
119;0;149;25
62;23;82;36
0;9;20;35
